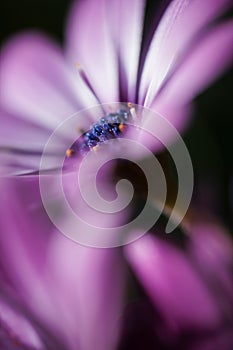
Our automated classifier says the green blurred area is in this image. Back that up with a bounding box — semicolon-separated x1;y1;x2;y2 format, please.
0;0;232;230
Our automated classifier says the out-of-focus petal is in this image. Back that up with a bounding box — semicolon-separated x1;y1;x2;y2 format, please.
125;233;224;331
105;0;146;102
59;159;130;247
187;221;233;308
0;300;42;350
65;0;119;103
0;110;50;175
0;177;126;350
154;21;233;109
0;177;52;276
0;110;50;151
0;177;64;341
139;0;231;106
0;32;98;131
135;103;192;155
47;235;126;350
0;177;66;347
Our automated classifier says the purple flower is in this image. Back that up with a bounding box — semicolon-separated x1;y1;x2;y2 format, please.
1;178;233;349
0;0;233;173
0;0;233;349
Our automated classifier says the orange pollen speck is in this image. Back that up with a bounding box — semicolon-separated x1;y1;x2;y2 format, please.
119;124;125;132
66;149;74;157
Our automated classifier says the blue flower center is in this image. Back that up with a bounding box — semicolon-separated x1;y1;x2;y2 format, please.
66;109;131;158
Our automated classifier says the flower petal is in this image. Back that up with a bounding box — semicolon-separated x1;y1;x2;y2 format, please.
105;0;146;102
125;233;224;330
139;0;232;106
187;222;233;308
135;103;192;155
0;110;49;174
154;21;233;110
47;235;126;350
0;110;50;150
0;32;98;131
0;300;42;350
139;0;190;104
0;177;126;349
0;177;53;286
65;0;119;103
153;21;233;113
0;177;67;347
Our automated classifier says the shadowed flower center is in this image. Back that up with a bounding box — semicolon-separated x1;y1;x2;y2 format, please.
65;107;133;158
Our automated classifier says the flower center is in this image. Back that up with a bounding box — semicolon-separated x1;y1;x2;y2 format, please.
65;108;132;158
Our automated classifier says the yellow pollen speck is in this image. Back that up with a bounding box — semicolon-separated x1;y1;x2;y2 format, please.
66;149;73;157
92;145;99;152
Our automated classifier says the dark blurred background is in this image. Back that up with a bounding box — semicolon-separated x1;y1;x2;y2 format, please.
1;0;233;232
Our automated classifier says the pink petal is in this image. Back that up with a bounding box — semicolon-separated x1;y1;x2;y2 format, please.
0;178;69;346
139;0;191;104
0;177;56;311
139;0;231;106
0;110;50;174
56;162;130;247
47;235;126;350
0;177;59;331
105;0;146;102
154;21;233;109
125;233;223;331
0;177;126;349
187;222;233;306
135;103;193;154
0;32;98;131
0;110;50;150
0;108;73;175
0;300;42;349
65;0;119;103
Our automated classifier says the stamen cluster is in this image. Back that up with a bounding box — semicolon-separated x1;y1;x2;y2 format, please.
66;109;131;157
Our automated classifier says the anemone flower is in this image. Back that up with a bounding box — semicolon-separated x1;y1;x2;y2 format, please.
0;0;233;349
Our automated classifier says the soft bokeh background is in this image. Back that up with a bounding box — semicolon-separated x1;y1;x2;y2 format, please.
1;0;233;232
